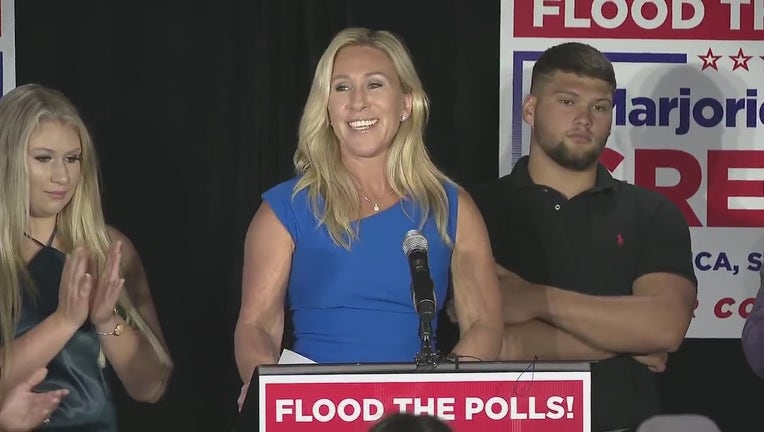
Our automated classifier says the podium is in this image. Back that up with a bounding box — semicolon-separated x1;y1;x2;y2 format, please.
235;361;591;432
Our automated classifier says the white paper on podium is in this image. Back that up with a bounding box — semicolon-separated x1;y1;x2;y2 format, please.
278;349;316;364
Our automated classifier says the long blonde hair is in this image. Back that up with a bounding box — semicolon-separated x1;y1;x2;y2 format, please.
0;84;171;374
293;27;454;249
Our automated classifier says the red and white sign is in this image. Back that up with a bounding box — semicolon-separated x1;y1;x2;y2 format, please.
515;0;764;40
258;371;591;431
501;0;764;338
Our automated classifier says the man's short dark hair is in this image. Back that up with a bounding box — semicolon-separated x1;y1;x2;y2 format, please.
530;42;616;94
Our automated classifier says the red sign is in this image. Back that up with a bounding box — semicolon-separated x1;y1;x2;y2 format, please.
513;0;764;40
258;371;591;432
600;149;764;228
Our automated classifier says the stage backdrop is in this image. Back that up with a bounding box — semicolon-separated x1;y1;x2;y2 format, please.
0;0;15;93
500;0;764;338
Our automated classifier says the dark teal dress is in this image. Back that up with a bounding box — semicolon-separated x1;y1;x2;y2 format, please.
17;236;117;431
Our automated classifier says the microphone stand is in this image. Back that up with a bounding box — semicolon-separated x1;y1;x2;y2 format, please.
414;317;440;370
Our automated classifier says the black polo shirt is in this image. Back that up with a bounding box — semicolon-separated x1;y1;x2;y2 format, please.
472;156;696;431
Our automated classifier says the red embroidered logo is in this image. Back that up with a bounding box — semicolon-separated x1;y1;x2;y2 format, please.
616;233;624;247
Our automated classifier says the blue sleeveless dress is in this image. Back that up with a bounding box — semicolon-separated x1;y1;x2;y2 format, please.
263;177;459;363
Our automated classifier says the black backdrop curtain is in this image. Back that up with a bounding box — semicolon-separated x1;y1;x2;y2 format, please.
14;1;761;431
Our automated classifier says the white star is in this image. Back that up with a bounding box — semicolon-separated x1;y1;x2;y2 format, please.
697;48;721;71
729;48;753;71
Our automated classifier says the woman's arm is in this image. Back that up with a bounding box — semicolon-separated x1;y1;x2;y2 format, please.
95;228;173;403
449;190;504;361
234;202;294;383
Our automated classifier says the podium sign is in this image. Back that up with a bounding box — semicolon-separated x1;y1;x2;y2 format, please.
245;363;591;432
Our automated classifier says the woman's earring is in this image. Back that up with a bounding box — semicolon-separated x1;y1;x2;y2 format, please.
400;114;407;121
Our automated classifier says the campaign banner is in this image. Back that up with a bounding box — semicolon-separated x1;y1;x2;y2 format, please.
259;371;591;431
500;0;764;338
0;0;15;94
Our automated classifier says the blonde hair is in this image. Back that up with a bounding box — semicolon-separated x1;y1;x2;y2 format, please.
293;27;455;248
0;84;171;374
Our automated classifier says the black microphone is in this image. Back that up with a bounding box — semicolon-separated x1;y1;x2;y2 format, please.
402;229;436;323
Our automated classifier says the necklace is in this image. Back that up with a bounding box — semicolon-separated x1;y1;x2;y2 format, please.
361;189;395;212
23;225;57;247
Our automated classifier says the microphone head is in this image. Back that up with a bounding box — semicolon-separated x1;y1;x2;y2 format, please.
402;229;428;255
